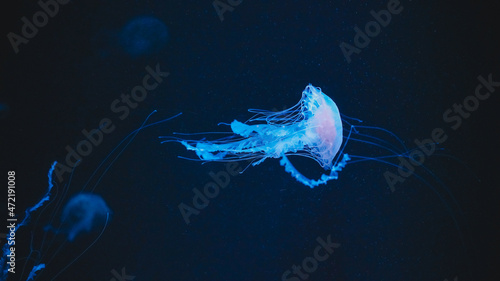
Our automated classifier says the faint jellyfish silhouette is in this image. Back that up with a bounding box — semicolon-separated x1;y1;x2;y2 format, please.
0;112;181;280
119;16;168;57
58;193;111;242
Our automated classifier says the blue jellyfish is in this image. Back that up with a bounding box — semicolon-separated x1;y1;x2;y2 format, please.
119;16;168;57
162;84;463;191
0;112;180;280
54;193;111;242
162;86;472;267
163;84;353;188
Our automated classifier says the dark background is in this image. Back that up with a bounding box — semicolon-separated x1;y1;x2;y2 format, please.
1;0;499;280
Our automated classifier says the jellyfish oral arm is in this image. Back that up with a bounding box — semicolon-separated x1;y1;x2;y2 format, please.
280;153;350;188
178;120;303;162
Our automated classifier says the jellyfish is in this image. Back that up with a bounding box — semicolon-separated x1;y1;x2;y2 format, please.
162;84;469;194
0;111;180;281
162;85;474;273
0;163;114;281
49;193;111;242
162;84;353;188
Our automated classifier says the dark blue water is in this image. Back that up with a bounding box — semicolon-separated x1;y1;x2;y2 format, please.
1;1;499;280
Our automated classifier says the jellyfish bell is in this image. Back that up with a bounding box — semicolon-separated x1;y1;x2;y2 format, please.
163;84;470;193
300;84;343;170
58;193;112;242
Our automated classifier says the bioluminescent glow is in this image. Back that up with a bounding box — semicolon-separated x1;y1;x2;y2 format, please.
46;193;111;242
163;84;354;188
163;84;462;192
1;112;180;281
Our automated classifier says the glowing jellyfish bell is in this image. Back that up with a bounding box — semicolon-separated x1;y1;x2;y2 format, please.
295;83;344;170
164;84;351;188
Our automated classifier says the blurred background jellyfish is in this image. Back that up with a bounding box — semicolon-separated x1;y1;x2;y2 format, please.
1;112;180;280
51;193;111;242
0;162;113;281
119;16;169;57
90;16;168;59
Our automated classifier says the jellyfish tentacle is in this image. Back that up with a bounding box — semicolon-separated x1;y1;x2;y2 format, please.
280;153;350;188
